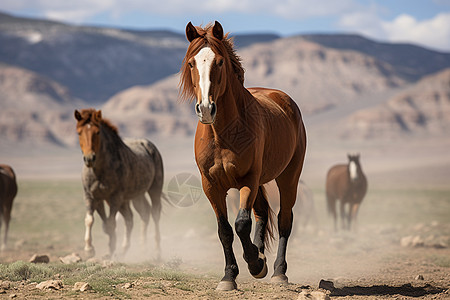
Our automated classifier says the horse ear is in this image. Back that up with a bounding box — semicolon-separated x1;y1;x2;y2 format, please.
74;110;82;121
96;110;102;120
186;22;200;42
212;21;224;40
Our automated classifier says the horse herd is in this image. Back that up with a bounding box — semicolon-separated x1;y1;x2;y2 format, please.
0;22;367;290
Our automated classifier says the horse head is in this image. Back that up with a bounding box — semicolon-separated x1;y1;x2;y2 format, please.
347;153;362;182
181;21;243;124
74;109;102;167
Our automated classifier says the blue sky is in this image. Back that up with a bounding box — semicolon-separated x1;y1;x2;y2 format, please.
1;0;450;52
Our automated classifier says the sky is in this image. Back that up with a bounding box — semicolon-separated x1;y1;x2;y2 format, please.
1;0;450;52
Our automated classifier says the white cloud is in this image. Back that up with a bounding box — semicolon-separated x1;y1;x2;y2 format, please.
339;10;450;52
382;13;450;51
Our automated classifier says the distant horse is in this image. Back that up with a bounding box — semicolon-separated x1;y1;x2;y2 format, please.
326;154;367;231
0;164;17;251
179;21;307;290
75;109;164;259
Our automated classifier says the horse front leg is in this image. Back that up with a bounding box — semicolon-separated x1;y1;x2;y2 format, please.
203;179;238;291
84;196;97;258
235;185;268;279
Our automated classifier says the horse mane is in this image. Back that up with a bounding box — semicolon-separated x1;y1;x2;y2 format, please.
77;108;119;135
179;23;245;102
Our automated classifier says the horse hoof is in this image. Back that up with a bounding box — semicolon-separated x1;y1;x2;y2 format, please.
216;280;237;291
84;247;95;258
271;274;289;285
252;253;268;279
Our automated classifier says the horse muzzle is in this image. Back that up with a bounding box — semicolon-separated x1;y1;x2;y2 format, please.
83;153;96;167
195;102;216;124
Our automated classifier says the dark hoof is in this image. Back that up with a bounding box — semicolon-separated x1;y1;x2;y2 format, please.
271;274;289;285
216;280;237;291
252;253;268;279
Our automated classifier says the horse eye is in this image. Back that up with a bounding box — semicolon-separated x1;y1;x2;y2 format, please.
188;62;194;68
218;59;224;67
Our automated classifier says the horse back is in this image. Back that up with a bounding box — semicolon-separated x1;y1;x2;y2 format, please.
124;138;164;189
0;164;18;206
326;164;349;199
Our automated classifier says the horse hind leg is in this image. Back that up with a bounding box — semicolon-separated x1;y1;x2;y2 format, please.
251;186;275;278
132;194;151;246
272;157;303;284
119;202;134;256
148;187;162;261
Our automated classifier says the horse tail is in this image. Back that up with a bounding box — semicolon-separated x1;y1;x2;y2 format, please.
258;186;276;252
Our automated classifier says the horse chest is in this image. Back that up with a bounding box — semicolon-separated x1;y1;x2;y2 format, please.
203;158;240;189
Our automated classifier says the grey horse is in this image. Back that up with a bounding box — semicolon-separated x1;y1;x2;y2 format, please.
75;108;164;259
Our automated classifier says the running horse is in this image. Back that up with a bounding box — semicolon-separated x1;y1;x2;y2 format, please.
0;164;17;251
179;21;307;290
326;154;367;231
75;109;164;259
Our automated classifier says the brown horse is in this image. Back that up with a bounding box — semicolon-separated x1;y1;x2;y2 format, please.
0;164;17;251
75;109;164;259
179;21;307;290
326;154;367;231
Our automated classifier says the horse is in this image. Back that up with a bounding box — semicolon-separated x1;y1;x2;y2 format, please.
0;164;17;251
179;21;307;290
74;108;164;259
326;154;368;231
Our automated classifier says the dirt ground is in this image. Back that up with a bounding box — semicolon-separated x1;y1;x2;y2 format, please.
0;136;449;299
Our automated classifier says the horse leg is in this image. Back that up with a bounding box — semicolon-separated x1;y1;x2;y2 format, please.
350;202;360;231
84;197;98;258
235;184;268;279
105;203;119;258
149;188;162;261
327;194;338;232
131;194;151;246
272;157;302;284
203;178;238;291
0;210;3;252
1;203;12;251
340;201;348;230
252;186;272;254
119;202;133;255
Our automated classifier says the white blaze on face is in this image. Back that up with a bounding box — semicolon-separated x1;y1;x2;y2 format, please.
349;161;358;181
194;47;215;107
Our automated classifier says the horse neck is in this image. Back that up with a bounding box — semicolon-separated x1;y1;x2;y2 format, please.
93;125;125;173
211;77;251;134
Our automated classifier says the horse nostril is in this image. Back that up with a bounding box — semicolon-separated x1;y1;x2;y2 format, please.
92;154;96;162
195;103;201;115
210;102;216;117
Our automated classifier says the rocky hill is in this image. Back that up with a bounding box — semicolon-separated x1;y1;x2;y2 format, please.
239;37;406;114
0;63;85;146
342;68;450;139
102;75;196;138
